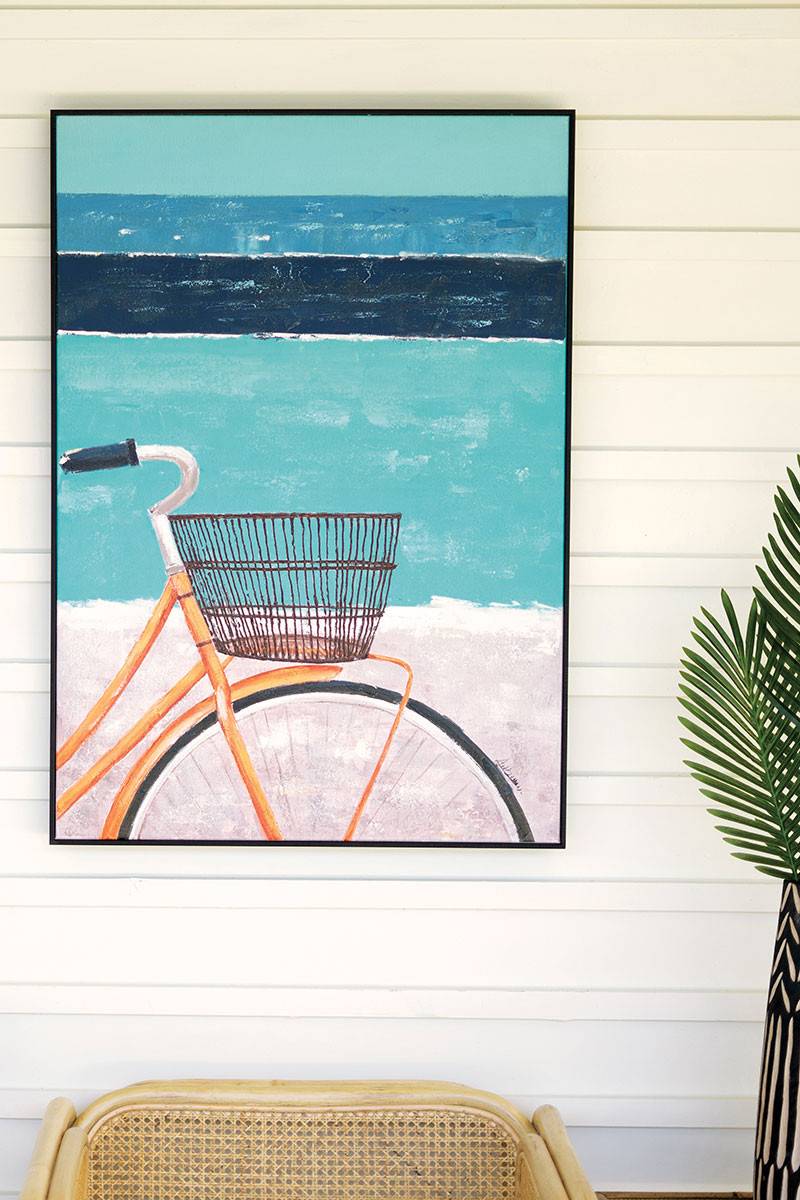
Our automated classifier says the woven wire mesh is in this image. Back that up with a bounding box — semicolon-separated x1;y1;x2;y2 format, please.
86;1105;519;1200
170;513;401;663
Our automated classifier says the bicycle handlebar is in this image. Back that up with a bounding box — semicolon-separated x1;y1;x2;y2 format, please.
137;444;200;517
60;439;139;474
60;441;200;574
60;441;199;512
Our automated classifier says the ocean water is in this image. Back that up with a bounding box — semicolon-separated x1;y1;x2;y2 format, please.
56;195;570;339
56;333;567;609
58;253;567;340
57;194;569;259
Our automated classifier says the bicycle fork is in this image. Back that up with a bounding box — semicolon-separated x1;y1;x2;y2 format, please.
343;653;414;841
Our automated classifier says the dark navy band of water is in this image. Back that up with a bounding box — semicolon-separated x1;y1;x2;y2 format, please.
57;194;569;260
57;253;567;340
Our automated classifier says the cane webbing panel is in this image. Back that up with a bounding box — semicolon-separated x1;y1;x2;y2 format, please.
87;1106;519;1200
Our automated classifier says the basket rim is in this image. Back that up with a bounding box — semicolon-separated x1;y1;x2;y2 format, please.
171;511;402;521
181;563;397;572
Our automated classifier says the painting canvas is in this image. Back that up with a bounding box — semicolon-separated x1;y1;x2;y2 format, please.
51;110;573;847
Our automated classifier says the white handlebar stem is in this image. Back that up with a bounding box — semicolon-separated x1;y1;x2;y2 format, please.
136;444;200;574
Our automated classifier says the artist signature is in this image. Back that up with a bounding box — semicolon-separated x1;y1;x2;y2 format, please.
496;759;520;789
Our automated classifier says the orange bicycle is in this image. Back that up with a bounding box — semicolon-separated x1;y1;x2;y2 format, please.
56;439;533;844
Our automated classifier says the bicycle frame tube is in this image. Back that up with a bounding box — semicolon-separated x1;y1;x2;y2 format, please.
56;446;202;790
56;646;232;819
169;569;285;840
343;653;414;841
56;582;177;772
56;572;281;838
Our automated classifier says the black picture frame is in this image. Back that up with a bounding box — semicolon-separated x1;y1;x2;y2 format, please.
50;107;575;849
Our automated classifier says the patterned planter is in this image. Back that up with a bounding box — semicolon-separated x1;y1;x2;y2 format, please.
755;881;800;1198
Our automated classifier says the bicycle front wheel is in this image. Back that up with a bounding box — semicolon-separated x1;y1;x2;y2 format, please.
119;681;533;844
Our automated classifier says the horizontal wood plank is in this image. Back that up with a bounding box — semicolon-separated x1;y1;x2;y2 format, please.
0;799;755;880
572;1125;751;1192
0;982;769;1022
0;15;796;118
569;556;761;587
0;0;792;8
0;876;782;911
0;904;774;989
0;1012;764;1096
0;554;49;583
5;8;800;41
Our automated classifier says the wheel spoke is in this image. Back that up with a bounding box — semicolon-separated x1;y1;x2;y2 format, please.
132;683;525;843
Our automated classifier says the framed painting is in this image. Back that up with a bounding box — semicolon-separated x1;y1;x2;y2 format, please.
50;109;574;847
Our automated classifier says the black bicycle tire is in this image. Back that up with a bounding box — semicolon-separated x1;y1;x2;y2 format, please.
119;679;535;844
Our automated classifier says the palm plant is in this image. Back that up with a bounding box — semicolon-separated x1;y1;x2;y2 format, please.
678;453;800;1200
678;455;800;879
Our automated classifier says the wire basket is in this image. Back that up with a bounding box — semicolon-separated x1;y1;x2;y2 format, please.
170;512;401;663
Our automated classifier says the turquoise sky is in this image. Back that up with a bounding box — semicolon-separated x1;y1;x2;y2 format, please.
55;113;571;198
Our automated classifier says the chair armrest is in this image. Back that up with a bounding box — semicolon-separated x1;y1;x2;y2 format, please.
19;1098;77;1200
48;1128;88;1200
532;1106;596;1200
517;1132;570;1200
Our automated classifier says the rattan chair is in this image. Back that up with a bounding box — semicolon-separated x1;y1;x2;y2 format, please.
20;1081;596;1200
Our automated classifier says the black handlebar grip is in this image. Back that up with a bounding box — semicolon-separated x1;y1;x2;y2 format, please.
60;439;139;474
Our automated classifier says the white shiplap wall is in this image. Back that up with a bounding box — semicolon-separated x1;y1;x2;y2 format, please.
1;4;798;1193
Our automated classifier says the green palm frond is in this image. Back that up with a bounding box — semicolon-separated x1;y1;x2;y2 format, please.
755;462;800;636
678;455;800;880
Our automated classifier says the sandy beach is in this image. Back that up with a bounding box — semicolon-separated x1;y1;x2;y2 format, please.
55;597;563;844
